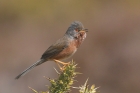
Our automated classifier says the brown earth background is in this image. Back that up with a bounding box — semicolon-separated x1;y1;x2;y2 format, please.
0;1;140;93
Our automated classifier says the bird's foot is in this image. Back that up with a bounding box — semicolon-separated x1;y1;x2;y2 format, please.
53;59;70;71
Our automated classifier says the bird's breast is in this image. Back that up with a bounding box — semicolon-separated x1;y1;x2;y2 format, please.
51;40;77;60
51;32;86;60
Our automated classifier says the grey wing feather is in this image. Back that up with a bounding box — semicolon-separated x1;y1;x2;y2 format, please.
41;38;69;59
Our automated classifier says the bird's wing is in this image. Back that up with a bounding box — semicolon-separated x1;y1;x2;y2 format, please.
41;37;69;59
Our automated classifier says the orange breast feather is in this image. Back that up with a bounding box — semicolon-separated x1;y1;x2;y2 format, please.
52;41;77;60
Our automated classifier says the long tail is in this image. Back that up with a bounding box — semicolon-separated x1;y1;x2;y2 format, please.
15;59;45;79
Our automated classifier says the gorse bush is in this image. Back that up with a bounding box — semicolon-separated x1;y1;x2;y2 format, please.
29;60;98;93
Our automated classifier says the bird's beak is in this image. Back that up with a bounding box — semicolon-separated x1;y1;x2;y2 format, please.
79;29;88;32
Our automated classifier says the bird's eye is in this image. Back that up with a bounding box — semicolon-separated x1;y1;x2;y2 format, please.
75;28;80;32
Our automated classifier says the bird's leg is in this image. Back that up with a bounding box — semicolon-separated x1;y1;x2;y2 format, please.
53;59;70;70
53;59;70;65
56;62;63;70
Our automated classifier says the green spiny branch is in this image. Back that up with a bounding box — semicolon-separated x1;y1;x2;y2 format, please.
29;60;98;93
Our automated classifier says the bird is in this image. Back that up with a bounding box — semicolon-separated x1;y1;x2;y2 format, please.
15;21;88;79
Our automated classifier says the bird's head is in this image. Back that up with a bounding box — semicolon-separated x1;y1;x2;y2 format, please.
65;21;88;39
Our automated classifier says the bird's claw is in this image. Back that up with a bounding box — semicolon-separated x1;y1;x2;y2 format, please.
53;59;70;71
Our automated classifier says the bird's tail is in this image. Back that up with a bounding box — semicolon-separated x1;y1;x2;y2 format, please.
15;59;45;79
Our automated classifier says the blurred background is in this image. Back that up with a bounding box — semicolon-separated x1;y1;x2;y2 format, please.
0;0;140;93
